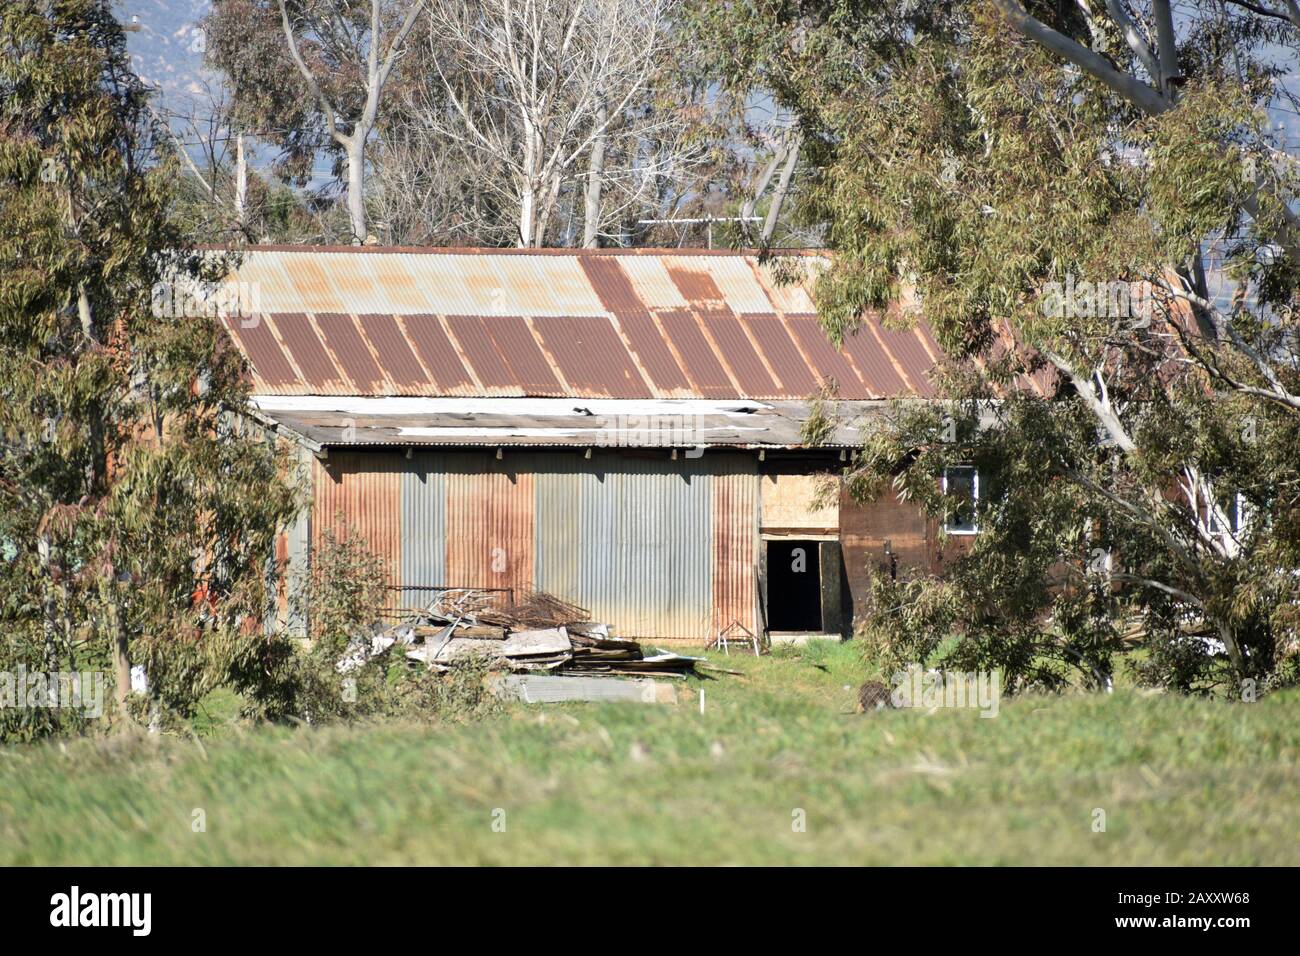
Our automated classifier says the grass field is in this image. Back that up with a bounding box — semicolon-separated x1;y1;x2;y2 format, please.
2;640;1297;865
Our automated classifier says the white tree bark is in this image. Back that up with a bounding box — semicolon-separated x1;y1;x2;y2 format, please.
422;0;669;247
276;0;421;243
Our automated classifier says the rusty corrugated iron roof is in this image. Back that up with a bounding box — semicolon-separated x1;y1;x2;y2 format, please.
218;247;943;401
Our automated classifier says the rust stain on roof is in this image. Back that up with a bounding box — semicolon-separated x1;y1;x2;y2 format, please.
222;249;941;400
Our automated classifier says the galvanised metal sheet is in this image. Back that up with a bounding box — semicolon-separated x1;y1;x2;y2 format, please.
223;249;945;402
400;452;446;597
399;315;477;393
840;323;909;397
741;314;821;397
273;312;344;390
533;452;717;641
711;453;759;637
442;453;536;598
311;451;404;609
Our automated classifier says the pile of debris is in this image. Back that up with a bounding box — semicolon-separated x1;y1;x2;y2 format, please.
341;588;704;679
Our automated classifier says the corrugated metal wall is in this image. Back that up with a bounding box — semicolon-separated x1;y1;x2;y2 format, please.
443;453;536;601
401;452;446;604
711;455;760;637
308;449;759;642
311;452;404;609
533;453;717;640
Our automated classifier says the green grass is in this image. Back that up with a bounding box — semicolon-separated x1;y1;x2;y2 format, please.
2;640;1297;865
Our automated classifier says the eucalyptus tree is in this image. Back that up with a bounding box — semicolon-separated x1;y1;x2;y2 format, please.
706;0;1300;693
0;0;299;737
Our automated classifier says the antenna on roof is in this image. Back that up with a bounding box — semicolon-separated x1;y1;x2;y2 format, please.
636;216;761;249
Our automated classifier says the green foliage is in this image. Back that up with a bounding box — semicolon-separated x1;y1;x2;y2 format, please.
0;1;300;739
699;0;1300;696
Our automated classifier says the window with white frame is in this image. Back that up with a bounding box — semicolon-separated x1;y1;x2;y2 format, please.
942;465;979;534
1208;491;1249;538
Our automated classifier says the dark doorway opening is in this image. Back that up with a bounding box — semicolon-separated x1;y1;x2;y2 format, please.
765;539;823;631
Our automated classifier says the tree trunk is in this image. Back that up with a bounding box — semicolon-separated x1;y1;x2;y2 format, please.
234;132;247;233
106;593;132;721
762;131;801;243
582;101;609;248
519;182;536;247
345;136;367;244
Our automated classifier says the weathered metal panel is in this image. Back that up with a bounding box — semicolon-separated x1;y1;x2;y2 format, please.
868;314;937;397
839;482;937;630
700;311;779;396
742;313;820;397
359;313;429;389
446;314;519;390
224;249;946;402
275;253;341;313
271;312;345;391
533;453;716;641
664;261;728;310
398;314;476;393
482;316;564;395
311;452;404;608
400;452;447;600
610;312;692;394
711;454;759;637
578;255;645;312
222;314;298;389
530;315;649;398
315;312;386;391
840;324;908;398
655;310;735;397
443;453;536;598
786;314;873;399
704;256;781;314
751;257;821;313
615;256;690;310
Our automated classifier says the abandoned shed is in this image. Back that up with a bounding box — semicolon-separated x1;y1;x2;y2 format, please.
217;246;955;643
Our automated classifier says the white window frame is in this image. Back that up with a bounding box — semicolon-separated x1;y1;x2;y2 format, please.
942;465;980;535
1208;491;1250;539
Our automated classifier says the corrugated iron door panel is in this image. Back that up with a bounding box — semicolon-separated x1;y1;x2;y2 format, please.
532;453;585;602
588;454;713;641
540;455;722;642
711;453;760;637
533;454;714;641
443;453;536;600
311;451;404;610
400;452;447;594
